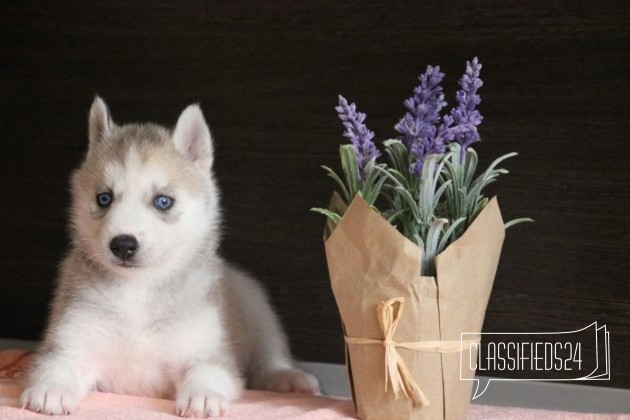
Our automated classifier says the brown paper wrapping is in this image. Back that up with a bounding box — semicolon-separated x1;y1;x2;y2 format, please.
324;193;504;420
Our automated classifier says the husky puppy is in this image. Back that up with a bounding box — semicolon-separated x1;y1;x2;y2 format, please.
21;98;319;417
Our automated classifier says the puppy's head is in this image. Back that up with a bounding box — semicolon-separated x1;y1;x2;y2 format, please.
70;97;221;278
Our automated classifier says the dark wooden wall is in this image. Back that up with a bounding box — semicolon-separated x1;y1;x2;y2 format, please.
1;1;629;389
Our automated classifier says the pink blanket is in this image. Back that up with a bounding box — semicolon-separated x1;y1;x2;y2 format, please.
1;349;626;419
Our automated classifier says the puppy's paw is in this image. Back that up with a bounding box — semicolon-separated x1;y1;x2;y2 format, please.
261;368;320;394
175;389;229;418
21;385;78;415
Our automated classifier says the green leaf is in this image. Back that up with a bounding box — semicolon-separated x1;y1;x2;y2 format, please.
464;148;479;187
386;209;408;224
322;165;351;203
395;186;421;222
365;172;389;205
480;153;517;182
427;219;448;255
433;179;452;211
417;154;446;223
340;145;360;199
384;139;410;175
423;218;449;276
310;207;342;224
378;165;408;190
438;217;467;252
443;159;462;189
504;218;534;229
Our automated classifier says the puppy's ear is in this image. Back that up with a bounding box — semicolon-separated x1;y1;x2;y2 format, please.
88;96;114;150
172;104;214;170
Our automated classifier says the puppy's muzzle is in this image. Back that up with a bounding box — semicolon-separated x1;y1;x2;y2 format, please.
109;234;139;262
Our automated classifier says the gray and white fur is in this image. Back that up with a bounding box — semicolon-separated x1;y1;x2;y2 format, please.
21;98;319;417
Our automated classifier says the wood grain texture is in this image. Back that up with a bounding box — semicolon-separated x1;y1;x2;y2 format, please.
1;1;628;388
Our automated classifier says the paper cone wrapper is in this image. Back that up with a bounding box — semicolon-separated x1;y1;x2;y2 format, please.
324;193;505;420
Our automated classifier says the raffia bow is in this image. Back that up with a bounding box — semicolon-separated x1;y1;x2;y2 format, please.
345;297;479;407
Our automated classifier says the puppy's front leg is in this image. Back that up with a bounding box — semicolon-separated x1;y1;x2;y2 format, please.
21;353;95;415
175;362;243;418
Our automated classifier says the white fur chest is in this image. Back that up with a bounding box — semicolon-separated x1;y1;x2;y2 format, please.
80;275;224;398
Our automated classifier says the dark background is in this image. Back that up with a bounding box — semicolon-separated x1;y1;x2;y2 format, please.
1;1;628;389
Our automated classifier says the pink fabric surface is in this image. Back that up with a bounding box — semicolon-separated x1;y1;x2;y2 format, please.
1;349;628;419
0;349;356;419
0;385;356;419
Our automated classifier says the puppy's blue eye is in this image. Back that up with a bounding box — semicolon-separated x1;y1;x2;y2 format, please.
154;195;174;211
96;192;113;208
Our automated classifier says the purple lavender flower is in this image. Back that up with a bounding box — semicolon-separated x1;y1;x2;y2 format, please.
394;65;447;176
448;57;484;163
336;95;381;180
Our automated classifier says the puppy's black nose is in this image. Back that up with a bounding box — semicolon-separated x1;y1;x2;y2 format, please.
109;235;139;260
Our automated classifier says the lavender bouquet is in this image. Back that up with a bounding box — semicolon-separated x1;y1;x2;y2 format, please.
313;58;531;275
317;59;531;419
